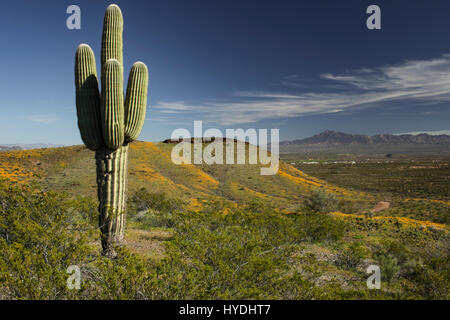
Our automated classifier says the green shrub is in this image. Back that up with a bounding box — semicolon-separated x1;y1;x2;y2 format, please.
373;240;411;282
128;188;186;229
128;188;184;216
294;212;345;243
407;257;450;299
378;254;400;282
304;188;338;213
244;199;274;214
132;209;176;229
0;181;97;299
143;206;320;299
80;247;152;299
335;242;368;270
0;179;447;300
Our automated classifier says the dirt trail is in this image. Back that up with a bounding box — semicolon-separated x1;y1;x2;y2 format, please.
370;201;390;213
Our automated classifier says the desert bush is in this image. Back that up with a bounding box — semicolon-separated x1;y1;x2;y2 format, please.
407;257;449;299
304;188;338;213
244;199;274;213
0;180;447;300
0;183;320;299
79;247;152;299
0;181;97;299
128;188;186;228
132;209;176;229
128;188;184;215
294;212;345;243
336;199;358;213
377;254;400;282
372;240;412;282
143;205;320;299
335;242;368;270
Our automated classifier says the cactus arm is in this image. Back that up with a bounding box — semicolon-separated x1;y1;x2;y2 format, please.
100;4;124;150
74;44;103;151
124;62;149;142
101;59;125;149
101;4;123;70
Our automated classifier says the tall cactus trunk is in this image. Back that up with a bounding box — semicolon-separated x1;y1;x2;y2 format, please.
96;145;129;257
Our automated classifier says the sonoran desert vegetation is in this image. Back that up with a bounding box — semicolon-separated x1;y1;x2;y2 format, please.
0;142;448;299
0;140;449;299
0;180;448;299
75;4;148;257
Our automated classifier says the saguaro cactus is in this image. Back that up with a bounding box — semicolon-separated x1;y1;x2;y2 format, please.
75;4;149;257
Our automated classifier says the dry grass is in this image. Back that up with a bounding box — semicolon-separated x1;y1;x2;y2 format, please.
125;228;173;260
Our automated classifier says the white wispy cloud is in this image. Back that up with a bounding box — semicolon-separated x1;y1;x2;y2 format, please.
25;114;60;124
152;54;450;125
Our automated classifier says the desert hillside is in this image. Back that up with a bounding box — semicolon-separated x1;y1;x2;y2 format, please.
0;140;448;227
0;141;448;299
0;141;367;210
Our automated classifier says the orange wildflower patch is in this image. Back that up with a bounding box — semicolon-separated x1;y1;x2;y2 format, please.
131;159;191;192
330;211;449;232
187;198;204;212
278;170;322;187
131;141;219;191
0;161;34;183
280;163;366;198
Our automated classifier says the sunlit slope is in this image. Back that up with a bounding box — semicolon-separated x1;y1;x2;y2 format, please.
0;141;366;207
128;142;220;199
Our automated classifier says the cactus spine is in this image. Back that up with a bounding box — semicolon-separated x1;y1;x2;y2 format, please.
75;4;149;257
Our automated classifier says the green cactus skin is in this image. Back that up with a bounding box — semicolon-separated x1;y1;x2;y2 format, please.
96;145;129;248
74;4;148;257
125;62;148;142
101;59;125;149
101;4;123;70
75;44;103;151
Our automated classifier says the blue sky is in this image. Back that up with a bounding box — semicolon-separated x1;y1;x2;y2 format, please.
0;0;450;144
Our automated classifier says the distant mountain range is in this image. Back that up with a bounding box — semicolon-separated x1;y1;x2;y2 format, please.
280;130;450;155
0;143;64;151
2;130;449;156
282;130;450;146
